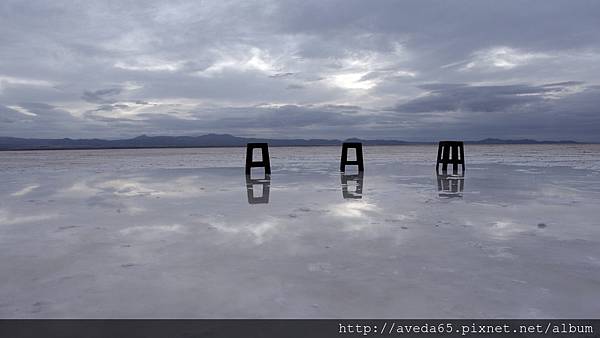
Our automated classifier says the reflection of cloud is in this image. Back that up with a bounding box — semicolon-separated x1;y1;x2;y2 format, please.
52;175;213;216
120;224;186;238
0;209;56;225
485;219;528;240
11;184;39;196
330;200;382;232
331;200;378;218
96;179;161;197
59;176;207;199
207;217;279;244
536;185;582;201
248;220;278;244
59;181;100;197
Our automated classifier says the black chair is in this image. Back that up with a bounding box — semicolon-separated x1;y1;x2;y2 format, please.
436;141;465;173
245;143;271;175
340;142;364;172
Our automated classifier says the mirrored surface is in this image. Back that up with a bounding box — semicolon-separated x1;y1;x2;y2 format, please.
0;145;599;318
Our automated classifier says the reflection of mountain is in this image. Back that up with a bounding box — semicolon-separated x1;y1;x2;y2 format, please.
436;173;464;198
0;134;577;150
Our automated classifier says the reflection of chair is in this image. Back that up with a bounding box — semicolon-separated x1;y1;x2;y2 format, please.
246;174;271;204
436;173;464;198
340;172;364;199
245;143;271;175
436;141;465;174
340;142;364;172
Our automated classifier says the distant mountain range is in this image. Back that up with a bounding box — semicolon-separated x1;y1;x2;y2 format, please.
0;134;579;150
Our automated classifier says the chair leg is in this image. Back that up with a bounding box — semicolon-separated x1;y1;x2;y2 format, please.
340;144;348;172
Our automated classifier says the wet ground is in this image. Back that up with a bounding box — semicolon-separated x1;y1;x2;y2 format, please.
1;145;599;318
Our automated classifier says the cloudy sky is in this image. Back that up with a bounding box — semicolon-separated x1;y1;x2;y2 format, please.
1;0;600;141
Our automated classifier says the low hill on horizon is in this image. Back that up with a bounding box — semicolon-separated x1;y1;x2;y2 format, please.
0;134;580;151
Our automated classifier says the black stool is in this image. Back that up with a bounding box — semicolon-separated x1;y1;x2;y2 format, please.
245;143;271;175
340;172;364;199
436;141;465;173
340;142;364;172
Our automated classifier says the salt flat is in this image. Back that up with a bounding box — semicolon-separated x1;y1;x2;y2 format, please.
0;145;599;318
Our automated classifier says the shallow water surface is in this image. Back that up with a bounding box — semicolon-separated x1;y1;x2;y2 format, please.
0;145;599;318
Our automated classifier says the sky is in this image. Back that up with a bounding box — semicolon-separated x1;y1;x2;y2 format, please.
1;0;600;141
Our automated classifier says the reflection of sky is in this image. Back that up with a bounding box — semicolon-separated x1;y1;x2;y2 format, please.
0;146;600;318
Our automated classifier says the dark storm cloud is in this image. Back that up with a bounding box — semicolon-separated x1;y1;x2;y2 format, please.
147;104;364;131
76;103;372;139
1;0;599;140
88;103;130;113
81;88;123;104
286;84;305;90
216;104;362;129
0;102;101;138
269;72;295;78
393;82;582;113
386;83;600;142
